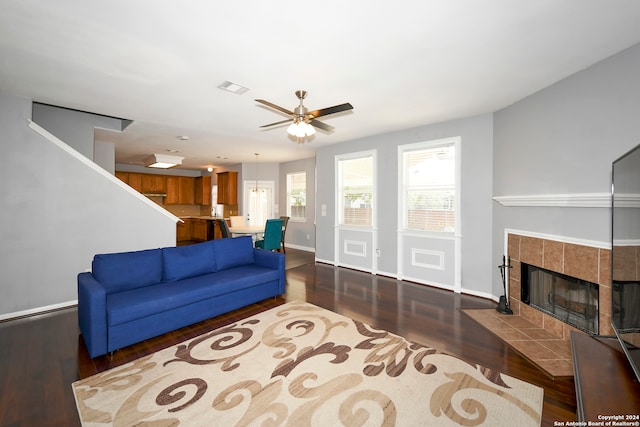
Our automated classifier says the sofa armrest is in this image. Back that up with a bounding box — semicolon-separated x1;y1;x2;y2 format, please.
77;272;108;358
253;249;286;294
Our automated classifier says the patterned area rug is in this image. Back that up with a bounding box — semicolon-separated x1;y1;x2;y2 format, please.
72;301;543;426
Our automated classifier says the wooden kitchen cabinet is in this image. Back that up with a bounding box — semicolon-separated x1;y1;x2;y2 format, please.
179;176;195;204
176;218;209;244
140;174;167;194
216;171;238;205
114;172;142;192
176;220;191;242
127;173;143;192
190;218;208;241
115;171;128;183
165;176;195;204
195;176;212;206
164;176;179;204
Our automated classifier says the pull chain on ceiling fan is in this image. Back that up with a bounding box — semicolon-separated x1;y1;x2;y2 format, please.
255;90;353;139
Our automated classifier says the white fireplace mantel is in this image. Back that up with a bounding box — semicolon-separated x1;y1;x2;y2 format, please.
493;192;611;208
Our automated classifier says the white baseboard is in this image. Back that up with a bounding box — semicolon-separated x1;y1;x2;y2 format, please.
462;288;500;303
285;243;315;252
0;300;78;322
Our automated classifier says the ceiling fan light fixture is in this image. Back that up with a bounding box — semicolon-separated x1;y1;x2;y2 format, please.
287;121;315;138
145;153;184;169
305;123;316;136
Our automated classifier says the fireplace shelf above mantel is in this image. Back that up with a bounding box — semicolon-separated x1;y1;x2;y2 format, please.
494;192;640;208
493;192;612;207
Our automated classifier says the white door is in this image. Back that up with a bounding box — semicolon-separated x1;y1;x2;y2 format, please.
244;181;275;226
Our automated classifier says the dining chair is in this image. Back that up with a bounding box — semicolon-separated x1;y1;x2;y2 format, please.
215;219;231;238
255;219;284;251
230;215;247;228
279;216;289;253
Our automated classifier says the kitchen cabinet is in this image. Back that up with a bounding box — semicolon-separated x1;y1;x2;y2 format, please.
176;218;209;244
190;218;208;241
115;171;128;183
140;174;167;194
121;172;143;192
216;171;238;205
195;176;212;206
116;171;210;206
176;220;191;242
165;176;195;205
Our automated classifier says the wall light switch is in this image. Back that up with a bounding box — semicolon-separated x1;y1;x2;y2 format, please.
321;204;327;216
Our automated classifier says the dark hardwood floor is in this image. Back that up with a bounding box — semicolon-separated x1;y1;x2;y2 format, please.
0;248;576;426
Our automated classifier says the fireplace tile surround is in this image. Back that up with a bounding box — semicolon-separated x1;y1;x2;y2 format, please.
507;232;613;337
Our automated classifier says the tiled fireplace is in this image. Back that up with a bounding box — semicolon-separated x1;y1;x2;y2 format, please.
507;232;613;338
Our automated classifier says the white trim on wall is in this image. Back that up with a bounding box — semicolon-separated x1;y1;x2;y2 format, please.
0;300;77;322
493;193;611;207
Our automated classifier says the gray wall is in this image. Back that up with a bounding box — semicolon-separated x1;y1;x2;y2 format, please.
492;42;640;296
32;102;122;172
0;92;177;318
315;114;494;295
279;156;316;251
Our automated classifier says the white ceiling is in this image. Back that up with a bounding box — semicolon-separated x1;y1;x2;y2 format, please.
2;1;640;171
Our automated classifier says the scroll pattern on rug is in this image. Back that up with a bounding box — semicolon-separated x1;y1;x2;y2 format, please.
73;301;543;426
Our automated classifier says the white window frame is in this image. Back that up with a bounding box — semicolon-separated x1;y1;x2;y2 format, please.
335;150;377;229
398;137;461;236
286;171;307;222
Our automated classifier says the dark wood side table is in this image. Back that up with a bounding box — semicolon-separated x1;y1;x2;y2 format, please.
571;331;640;422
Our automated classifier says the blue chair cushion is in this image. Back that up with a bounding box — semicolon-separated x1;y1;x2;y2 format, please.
213;236;254;270
92;248;163;293
162;240;217;281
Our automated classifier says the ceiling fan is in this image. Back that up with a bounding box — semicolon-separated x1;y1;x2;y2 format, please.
256;90;353;138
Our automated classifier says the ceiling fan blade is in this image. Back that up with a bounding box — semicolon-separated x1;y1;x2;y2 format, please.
309;102;353;118
260;118;293;128
309;119;334;132
255;99;294;116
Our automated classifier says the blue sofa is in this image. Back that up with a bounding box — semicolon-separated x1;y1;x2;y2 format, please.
77;236;285;358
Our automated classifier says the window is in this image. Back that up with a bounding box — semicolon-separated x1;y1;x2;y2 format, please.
286;172;306;221
338;154;374;227
401;139;457;232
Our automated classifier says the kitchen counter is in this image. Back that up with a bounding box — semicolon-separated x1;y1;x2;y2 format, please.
179;216;227;220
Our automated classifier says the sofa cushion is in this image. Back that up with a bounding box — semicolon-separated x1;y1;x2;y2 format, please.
106;265;279;326
162;240;217;281
213;236;255;270
92;248;163;293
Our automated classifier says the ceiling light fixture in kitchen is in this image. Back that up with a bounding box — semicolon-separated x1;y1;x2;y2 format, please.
145;153;184;169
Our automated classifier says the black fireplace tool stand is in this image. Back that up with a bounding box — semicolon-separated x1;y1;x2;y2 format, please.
496;255;513;315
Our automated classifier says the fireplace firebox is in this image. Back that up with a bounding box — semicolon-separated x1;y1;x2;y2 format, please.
521;263;599;334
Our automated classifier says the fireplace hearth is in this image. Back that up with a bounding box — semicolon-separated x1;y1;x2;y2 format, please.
521;263;599;334
507;232;612;338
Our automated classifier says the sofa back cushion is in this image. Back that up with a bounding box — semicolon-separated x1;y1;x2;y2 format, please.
213;236;255;270
162;240;217;281
92;248;163;293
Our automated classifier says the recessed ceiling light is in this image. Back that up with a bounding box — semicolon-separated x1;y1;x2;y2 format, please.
177;136;189;141
166;149;180;153
218;81;249;95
